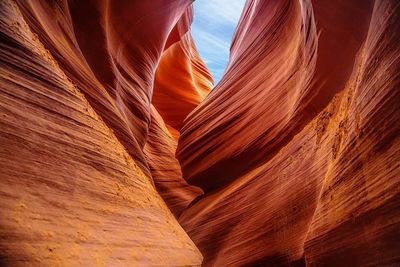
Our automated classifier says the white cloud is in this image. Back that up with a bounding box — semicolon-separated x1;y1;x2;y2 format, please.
194;29;230;51
194;0;246;24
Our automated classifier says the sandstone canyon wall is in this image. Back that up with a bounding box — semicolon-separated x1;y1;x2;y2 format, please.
178;0;400;266
0;0;211;265
0;0;399;266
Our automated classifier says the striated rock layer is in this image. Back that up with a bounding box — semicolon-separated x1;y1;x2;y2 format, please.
11;0;209;217
144;105;203;217
146;7;212;216
153;7;213;139
1;0;399;266
178;0;400;266
0;0;206;265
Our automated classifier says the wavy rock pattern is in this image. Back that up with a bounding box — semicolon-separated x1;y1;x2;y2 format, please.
10;0;207;217
0;0;203;265
15;0;192;177
178;0;400;266
144;7;212;216
153;8;213;138
144;105;203;217
1;0;399;266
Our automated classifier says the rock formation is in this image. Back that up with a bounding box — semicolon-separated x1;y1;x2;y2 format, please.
178;0;400;266
0;0;399;266
0;0;208;265
153;7;213;139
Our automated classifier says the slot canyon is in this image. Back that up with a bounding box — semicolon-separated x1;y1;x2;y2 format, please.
0;0;399;266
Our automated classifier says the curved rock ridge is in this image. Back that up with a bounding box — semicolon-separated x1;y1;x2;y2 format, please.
15;0;191;177
153;6;213;139
178;0;400;266
0;0;204;265
177;0;318;191
1;0;399;266
177;0;375;192
143;6;211;216
145;6;210;216
144;105;203;217
12;1;207;216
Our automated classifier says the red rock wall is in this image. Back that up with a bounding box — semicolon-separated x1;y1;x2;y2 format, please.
144;105;203;217
304;1;400;265
0;0;205;265
145;7;212;216
10;0;209;217
15;0;191;177
1;0;399;266
178;0;400;266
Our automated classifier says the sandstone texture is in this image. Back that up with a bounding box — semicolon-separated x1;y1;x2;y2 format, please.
1;0;399;266
178;0;400;266
0;0;206;265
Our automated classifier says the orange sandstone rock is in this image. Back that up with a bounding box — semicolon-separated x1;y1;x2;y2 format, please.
144;105;203;217
178;0;400;266
1;0;399;266
153;7;213;137
12;0;206;217
143;7;211;216
15;0;192;177
0;0;202;265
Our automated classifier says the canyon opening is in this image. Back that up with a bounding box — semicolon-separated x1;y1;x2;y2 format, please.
0;0;399;267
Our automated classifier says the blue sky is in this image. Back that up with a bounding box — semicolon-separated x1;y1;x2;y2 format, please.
192;0;246;85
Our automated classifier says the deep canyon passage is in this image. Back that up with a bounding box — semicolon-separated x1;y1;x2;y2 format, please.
0;0;399;266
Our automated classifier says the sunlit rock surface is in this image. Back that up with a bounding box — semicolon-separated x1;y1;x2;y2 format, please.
7;0;207;218
178;0;400;266
153;7;213;139
145;7;212;216
0;0;202;265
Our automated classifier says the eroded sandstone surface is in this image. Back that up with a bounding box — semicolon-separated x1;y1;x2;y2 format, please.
178;0;400;266
0;0;399;266
0;0;207;265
